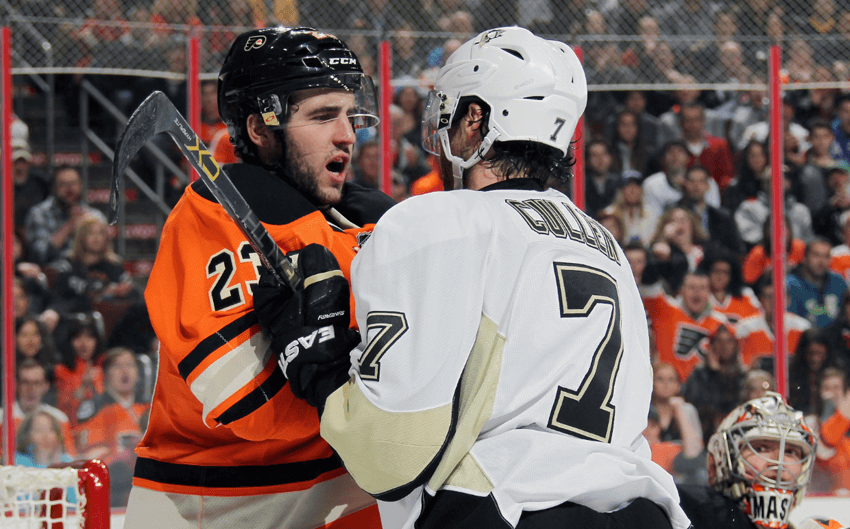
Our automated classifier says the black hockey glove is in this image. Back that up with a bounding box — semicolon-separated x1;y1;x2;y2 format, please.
253;244;360;408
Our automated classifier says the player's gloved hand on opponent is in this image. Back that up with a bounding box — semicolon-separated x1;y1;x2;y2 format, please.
253;244;360;408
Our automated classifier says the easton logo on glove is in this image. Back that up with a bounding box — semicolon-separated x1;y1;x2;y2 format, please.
254;243;361;407
278;325;337;377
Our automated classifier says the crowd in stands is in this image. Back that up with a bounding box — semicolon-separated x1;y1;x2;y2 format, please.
5;130;155;504
8;0;850;506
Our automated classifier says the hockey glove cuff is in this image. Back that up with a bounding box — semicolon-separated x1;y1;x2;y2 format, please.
253;244;359;407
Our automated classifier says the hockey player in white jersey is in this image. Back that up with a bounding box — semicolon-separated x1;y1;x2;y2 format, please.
253;26;692;529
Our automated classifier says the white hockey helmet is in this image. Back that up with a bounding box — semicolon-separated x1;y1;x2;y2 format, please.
707;392;817;529
421;26;588;189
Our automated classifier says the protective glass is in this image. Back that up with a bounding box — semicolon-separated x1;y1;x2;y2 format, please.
258;73;379;130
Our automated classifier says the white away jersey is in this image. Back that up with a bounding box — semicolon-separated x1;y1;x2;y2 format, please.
320;186;690;529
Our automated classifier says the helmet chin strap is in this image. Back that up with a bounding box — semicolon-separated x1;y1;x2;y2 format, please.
438;127;500;190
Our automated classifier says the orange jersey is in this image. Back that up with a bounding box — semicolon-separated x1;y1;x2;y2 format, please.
135;164;392;527
642;285;731;382
209;128;240;165
200;120;227;146
709;289;761;325
818;410;850;492
75;392;149;457
742;240;805;285
410;157;443;196
54;358;104;425
649;441;682;475
734;312;810;368
830;244;850;283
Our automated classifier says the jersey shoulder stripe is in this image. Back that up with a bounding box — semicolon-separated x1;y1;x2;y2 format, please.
178;312;259;381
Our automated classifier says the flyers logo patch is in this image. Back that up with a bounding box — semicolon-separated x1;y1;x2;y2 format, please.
674;324;709;359
244;35;266;51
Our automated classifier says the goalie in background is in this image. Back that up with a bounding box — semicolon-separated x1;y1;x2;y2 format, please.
677;391;846;529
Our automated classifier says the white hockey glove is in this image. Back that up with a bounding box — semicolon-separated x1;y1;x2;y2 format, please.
253;244;359;408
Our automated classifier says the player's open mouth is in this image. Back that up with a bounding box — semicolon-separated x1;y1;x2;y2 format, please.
326;155;349;179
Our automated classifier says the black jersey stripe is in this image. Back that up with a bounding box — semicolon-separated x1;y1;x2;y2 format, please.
134;455;343;489
178;312;259;381
215;364;287;425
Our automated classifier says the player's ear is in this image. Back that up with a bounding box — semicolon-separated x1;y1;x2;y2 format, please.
246;114;276;148
461;103;485;137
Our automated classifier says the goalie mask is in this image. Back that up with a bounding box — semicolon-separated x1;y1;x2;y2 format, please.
421;26;587;189
707;392;816;529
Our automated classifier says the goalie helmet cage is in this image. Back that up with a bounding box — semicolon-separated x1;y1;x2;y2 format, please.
0;460;110;529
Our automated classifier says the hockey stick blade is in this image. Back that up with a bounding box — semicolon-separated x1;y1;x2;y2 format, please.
110;90;302;290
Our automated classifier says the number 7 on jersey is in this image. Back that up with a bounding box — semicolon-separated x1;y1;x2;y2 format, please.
547;263;624;443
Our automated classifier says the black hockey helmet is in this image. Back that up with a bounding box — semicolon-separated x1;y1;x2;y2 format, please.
218;27;378;160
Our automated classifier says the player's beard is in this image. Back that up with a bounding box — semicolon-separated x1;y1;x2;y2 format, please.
282;134;343;206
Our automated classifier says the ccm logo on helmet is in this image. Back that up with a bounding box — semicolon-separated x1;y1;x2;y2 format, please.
244;36;266;51
329;57;357;66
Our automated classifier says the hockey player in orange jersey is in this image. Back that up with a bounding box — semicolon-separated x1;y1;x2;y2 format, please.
122;27;394;529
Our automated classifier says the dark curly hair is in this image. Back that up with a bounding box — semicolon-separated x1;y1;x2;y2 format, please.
697;247;746;297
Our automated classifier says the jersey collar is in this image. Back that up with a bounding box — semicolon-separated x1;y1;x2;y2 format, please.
479;178;544;192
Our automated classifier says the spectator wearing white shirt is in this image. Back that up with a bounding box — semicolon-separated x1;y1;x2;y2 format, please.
737;96;811;153
644;140;720;215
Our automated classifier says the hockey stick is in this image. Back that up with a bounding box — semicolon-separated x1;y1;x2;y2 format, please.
109;90;302;290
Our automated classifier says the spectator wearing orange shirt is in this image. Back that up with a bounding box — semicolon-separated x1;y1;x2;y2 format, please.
736;273;811;369
209;128;240;165
699;249;760;325
817;374;850;493
829;210;850;283
75;347;150;461
199;79;227;146
642;270;733;382
410;155;443;196
54;315;105;424
806;367;848;493
742;215;806;285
